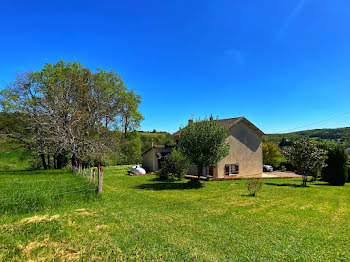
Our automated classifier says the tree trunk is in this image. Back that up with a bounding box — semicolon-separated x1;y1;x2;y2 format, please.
56;151;67;169
197;166;203;181
40;153;47;170
47;152;51;169
124;119;128;164
71;154;76;168
302;175;307;186
53;153;57;169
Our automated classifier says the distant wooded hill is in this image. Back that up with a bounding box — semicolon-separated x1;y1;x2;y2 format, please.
267;127;350;148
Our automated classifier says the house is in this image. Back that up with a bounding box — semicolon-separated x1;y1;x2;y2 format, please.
142;144;175;172
142;116;264;179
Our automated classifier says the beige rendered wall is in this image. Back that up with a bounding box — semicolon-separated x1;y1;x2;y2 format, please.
142;148;174;172
142;149;156;172
215;122;263;179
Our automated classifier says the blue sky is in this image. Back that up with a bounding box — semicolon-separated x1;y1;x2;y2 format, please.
1;0;350;134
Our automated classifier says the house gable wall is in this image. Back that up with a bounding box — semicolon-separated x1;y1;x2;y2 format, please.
142;148;156;172
215;122;263;178
142;147;174;173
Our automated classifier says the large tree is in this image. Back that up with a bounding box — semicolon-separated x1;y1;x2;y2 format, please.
178;118;230;181
262;141;282;168
0;60;143;168
118;90;144;163
283;139;327;186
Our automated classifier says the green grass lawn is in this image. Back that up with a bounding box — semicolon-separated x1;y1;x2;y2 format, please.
1;166;350;261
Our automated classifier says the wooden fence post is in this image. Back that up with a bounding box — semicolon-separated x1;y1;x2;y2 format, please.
93;168;96;184
98;167;103;194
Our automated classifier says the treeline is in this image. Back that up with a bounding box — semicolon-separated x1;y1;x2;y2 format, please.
263;138;349;186
0;60;143;169
267;127;350;148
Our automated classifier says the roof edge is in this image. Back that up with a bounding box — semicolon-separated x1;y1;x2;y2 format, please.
172;116;265;136
142;144;175;155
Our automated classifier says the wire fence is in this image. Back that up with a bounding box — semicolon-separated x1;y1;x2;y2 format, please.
70;164;104;193
0;165;104;214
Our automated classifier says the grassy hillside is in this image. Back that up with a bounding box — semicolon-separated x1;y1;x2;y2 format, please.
267;127;350;148
0;136;38;170
1;166;350;261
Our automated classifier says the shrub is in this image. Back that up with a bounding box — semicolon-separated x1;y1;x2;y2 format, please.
246;179;263;196
158;149;189;181
156;170;170;180
323;147;348;186
278;161;294;171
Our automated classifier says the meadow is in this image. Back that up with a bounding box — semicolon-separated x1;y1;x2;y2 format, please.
1;166;350;261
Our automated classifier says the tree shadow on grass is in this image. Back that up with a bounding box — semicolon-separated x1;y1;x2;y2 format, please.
264;182;309;188
135;180;203;191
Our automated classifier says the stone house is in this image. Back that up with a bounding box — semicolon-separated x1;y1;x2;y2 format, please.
142;117;264;179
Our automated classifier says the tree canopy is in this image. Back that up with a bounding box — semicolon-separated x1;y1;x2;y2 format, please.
262;141;283;168
178;118;229;180
283;138;328;186
0;60;143;167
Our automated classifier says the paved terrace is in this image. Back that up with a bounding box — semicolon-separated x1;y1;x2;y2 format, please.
184;171;302;181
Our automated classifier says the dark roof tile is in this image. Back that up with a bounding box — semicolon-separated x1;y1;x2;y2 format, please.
173;117;264;136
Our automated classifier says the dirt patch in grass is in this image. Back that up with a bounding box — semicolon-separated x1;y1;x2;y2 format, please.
74;208;97;216
1;214;61;232
23;238;80;261
89;224;109;233
17;214;60;225
299;204;312;210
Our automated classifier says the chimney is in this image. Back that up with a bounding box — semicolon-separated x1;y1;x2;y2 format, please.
209;113;213;121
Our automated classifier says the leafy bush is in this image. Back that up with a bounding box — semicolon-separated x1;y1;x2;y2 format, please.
157;149;189;181
246;179;263;196
322;147;348;186
156;170;171;180
278;161;294;171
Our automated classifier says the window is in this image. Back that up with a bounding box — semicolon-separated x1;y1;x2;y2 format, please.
203;167;209;176
203;167;214;177
235;164;239;174
225;164;239;175
225;165;230;175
